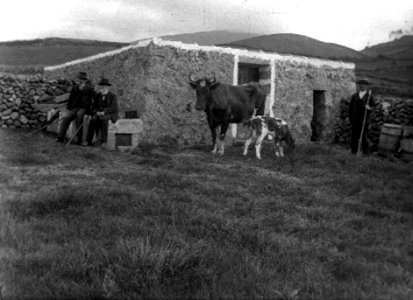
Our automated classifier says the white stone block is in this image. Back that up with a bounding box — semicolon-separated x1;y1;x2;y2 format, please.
107;119;143;151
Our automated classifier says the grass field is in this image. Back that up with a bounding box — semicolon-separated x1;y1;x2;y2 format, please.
0;129;412;299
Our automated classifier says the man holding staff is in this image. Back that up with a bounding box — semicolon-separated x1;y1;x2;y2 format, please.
348;79;376;155
57;71;94;144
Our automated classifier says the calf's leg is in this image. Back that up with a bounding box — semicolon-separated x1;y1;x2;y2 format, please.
279;141;285;157
255;129;268;159
243;130;256;156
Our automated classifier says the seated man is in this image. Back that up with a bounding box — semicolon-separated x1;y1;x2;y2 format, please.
57;71;94;144
87;78;118;148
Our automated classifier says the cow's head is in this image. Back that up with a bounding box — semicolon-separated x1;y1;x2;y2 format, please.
189;73;219;111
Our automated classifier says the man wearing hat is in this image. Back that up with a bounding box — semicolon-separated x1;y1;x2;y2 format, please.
57;71;95;144
87;78;118;148
348;79;376;154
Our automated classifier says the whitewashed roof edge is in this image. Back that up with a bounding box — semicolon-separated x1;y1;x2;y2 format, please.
45;37;355;71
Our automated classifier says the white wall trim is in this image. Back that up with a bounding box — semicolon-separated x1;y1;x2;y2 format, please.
269;59;276;117
231;55;240;138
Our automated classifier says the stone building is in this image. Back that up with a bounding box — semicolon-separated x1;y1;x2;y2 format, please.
44;38;356;146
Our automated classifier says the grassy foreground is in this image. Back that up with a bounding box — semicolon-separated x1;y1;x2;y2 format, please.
0;129;412;300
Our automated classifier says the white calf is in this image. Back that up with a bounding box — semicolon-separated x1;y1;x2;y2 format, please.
243;116;294;159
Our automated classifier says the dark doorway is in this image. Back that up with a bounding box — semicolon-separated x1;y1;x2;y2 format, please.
311;90;327;141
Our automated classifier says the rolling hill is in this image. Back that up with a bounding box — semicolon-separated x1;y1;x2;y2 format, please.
0;37;127;67
356;35;413;97
218;33;367;61
361;35;413;60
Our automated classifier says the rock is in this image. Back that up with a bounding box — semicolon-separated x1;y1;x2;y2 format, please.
13;120;21;128
54;88;64;95
38;94;53;103
19;115;29;124
53;93;70;104
0;104;7;111
1;108;12;116
10;112;19;120
30;113;40;119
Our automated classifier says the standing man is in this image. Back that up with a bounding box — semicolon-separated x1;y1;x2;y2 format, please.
87;78;118;148
57;71;94;144
348;79;376;155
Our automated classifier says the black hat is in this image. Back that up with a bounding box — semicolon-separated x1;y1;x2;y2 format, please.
356;79;370;85
77;72;88;81
98;78;112;86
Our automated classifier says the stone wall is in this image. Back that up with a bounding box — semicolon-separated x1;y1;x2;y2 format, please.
0;74;71;129
334;95;413;149
273;61;355;142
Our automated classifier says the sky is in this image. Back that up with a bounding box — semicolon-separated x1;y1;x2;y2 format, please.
1;0;412;50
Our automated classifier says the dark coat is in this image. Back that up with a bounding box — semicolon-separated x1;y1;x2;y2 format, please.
348;91;376;126
92;92;119;122
67;83;95;114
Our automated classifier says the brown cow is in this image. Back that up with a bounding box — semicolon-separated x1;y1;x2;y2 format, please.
189;74;267;155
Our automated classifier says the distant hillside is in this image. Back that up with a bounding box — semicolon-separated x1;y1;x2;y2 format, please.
159;30;261;46
218;33;366;61
361;35;413;60
0;37;127;66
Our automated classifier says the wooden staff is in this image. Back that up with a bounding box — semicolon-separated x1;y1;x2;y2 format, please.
65;123;84;148
26;109;61;136
357;90;372;157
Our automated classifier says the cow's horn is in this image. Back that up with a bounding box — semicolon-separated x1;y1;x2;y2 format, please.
189;74;198;83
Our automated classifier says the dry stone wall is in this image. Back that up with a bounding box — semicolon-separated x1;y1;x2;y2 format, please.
334;95;413;149
0;74;71;129
273;61;355;142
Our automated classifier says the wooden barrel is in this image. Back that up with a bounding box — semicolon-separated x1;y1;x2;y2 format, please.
378;123;403;151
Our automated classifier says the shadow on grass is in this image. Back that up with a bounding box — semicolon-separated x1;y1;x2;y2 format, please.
6;189;95;220
7;151;51;166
